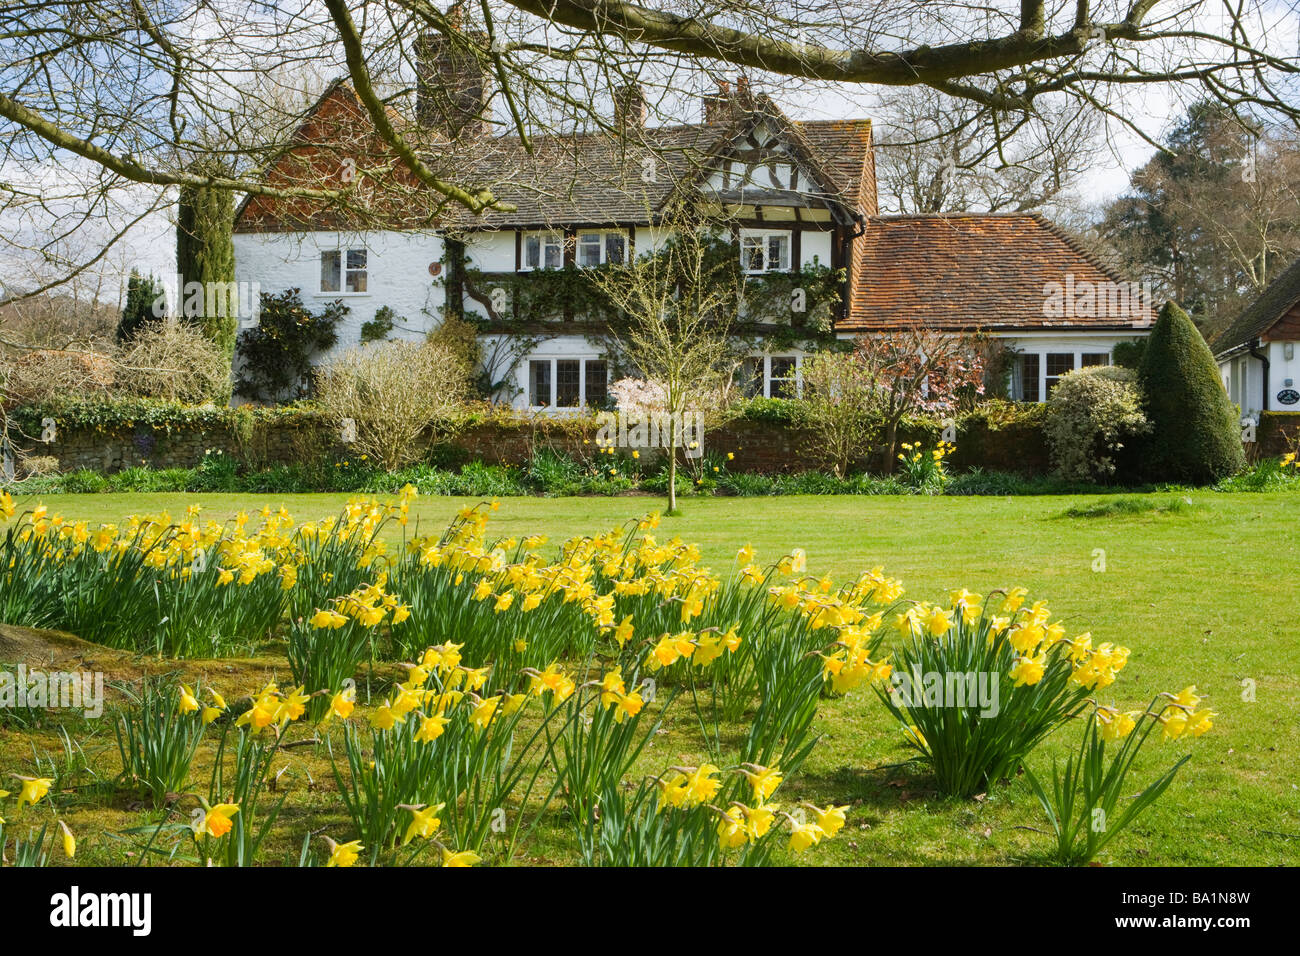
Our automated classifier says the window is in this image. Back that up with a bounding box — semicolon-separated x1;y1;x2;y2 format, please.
1019;354;1040;403
741;231;791;273
529;360;552;407
321;248;367;293
523;233;563;270
769;356;798;398
584;360;608;406
527;358;608;408
575;232;627;268
1081;352;1110;368
1045;353;1075;396
556;360;581;407
742;355;801;398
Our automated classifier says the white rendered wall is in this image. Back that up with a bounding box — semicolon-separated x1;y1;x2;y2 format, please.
232;230;446;353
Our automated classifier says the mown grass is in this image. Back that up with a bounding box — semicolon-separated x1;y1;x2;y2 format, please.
2;490;1297;866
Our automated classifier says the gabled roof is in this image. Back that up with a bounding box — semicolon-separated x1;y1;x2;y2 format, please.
1212;255;1300;356
235;82;876;233
235;80;444;234
841;213;1155;333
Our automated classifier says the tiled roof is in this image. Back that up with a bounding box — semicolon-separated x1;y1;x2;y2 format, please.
1211;254;1300;355
445;115;873;230
842;213;1155;332
235;83;875;233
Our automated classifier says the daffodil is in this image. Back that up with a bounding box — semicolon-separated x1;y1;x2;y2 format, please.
59;820;76;858
441;848;482;867
14;776;52;811
402;803;445;844
202;803;239;838
325;838;362;867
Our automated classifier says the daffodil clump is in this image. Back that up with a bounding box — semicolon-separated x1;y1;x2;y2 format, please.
1026;687;1214;865
875;586;1146;797
580;760;848;866
896;439;955;492
114;678;216;809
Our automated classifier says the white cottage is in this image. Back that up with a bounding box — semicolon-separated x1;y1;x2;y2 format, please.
1214;256;1300;416
232;39;1152;411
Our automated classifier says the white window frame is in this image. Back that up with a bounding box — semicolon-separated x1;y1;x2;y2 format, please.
574;231;627;269
526;357;608;409
1012;348;1112;402
521;232;564;271
740;229;792;274
320;247;369;295
742;353;802;398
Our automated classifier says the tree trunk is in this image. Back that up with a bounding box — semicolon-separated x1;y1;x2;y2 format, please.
881;417;900;474
177;159;237;402
667;416;678;513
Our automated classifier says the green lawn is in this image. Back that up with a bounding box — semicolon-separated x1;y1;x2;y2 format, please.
4;489;1298;865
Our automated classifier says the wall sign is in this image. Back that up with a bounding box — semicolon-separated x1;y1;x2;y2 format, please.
1278;388;1300;406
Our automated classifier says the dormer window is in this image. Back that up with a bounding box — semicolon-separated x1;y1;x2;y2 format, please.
523;232;563;270
741;230;791;273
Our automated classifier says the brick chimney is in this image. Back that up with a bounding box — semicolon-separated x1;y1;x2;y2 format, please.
415;4;492;139
613;82;647;130
702;77;756;124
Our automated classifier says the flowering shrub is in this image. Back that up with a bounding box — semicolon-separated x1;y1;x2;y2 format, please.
1044;366;1149;481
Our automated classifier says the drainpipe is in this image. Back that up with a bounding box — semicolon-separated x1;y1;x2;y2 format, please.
1247;338;1270;413
837;212;868;326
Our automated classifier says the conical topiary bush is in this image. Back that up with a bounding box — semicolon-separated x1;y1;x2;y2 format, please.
1136;300;1245;484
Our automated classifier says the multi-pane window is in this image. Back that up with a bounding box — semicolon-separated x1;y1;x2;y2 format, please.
1045;353;1075;396
1081;352;1110;367
528;358;608;408
576;232;627;268
529;360;552;407
769;356;798;398
739;355;801;398
524;233;563;270
584;360;609;406
556;360;581;407
321;248;367;293
1020;354;1040;403
740;231;791;273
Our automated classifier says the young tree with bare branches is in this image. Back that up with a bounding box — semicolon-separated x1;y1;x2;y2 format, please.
589;202;740;514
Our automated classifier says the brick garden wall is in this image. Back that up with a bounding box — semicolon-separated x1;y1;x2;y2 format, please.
1256;411;1300;458
18;407;1053;477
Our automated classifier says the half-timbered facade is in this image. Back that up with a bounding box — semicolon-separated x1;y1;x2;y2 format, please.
232;57;1152;411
